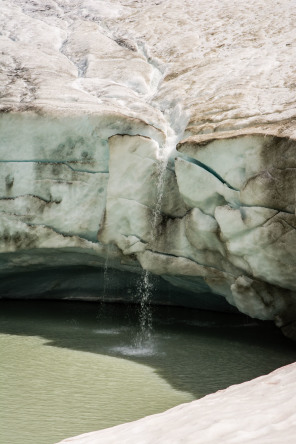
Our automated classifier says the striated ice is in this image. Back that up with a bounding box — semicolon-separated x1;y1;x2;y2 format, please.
0;0;296;340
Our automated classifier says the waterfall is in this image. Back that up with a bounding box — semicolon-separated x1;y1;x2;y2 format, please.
134;112;185;347
103;244;110;299
134;269;153;347
97;244;111;322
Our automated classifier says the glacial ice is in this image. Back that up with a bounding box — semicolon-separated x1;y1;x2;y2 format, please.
1;0;296;340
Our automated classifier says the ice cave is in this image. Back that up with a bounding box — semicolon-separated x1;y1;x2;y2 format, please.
1;0;296;443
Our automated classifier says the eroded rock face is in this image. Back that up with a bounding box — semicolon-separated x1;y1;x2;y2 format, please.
1;0;296;337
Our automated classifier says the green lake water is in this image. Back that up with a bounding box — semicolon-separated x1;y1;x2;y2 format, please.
1;300;296;444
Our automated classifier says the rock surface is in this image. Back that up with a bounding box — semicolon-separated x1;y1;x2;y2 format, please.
1;0;296;334
57;363;296;444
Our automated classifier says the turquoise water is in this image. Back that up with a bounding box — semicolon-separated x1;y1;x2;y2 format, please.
1;300;296;444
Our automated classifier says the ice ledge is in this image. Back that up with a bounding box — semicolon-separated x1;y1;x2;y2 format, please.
57;362;296;444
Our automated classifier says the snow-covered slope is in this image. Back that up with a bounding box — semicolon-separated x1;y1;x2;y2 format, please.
57;363;296;444
1;0;296;337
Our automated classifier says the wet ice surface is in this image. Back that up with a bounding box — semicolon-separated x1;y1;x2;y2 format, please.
1;300;296;444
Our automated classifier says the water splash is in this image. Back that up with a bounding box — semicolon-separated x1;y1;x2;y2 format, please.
111;343;157;357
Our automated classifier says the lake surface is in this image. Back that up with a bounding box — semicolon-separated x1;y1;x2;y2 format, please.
1;300;296;444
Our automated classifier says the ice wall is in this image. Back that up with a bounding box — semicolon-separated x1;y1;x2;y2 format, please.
1;112;296;336
1;0;296;338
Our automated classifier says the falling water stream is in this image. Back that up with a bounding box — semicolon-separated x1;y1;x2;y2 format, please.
103;246;110;299
133;102;188;346
134;269;153;347
134;130;178;347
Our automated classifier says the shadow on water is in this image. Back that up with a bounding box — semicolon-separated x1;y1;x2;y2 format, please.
1;299;296;399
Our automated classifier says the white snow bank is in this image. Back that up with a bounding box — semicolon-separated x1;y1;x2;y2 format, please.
57;362;296;444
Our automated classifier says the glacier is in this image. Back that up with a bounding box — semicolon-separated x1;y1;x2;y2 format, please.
1;0;296;341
